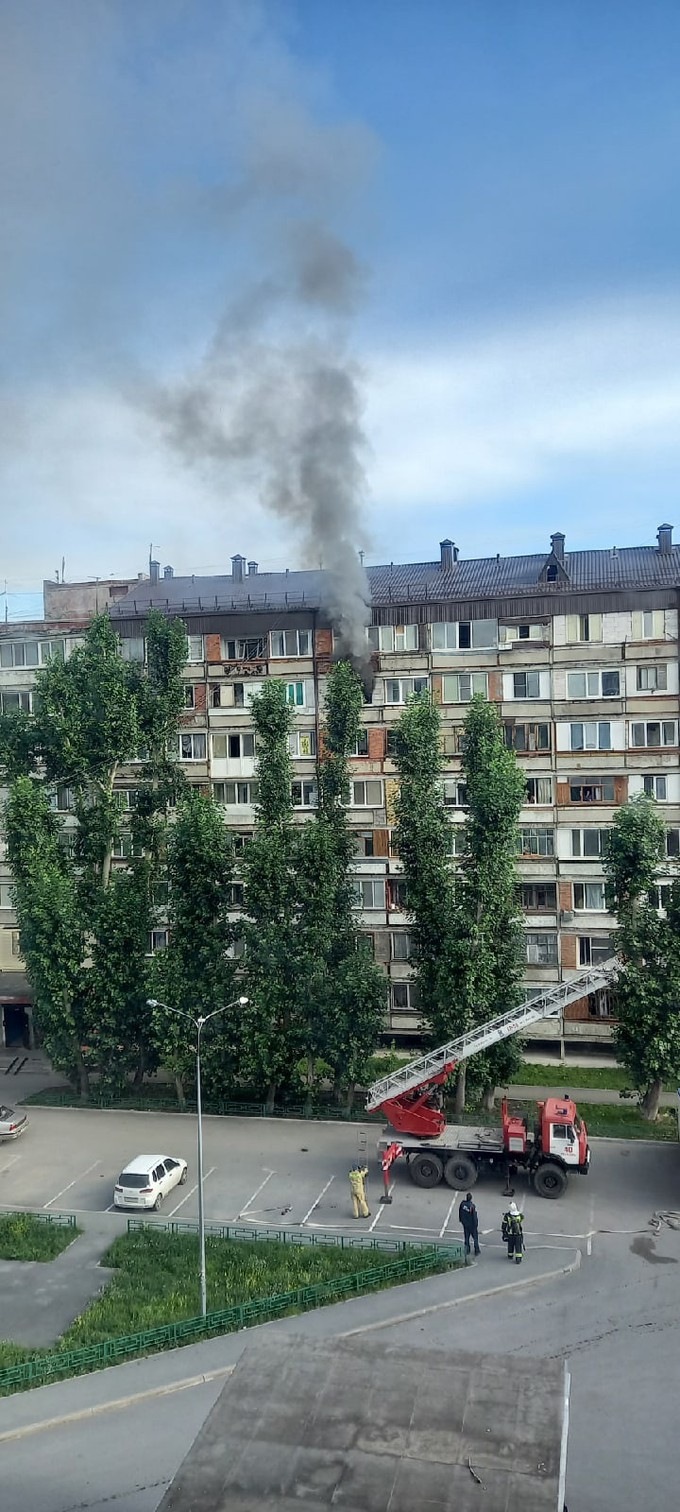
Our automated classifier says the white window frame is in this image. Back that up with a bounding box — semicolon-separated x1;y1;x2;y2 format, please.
352;778;383;807
570;721;611;751
385;676;429;704
290;729;317;758
443;779;467;807
368;624;419;653
390;931;412;961
353;878;386;910
525;777;553;805
578;936;612;967
431;619;496;651
643;774;668;800
0;884;15;910
291;779;318;808
391;981;420;1011
270;629;312;658
499;622;544;643
630;720;677;748
442;672;487;703
574;881;607;911
213;781;257;805
566;614;602;643
179;732;207;761
0;690;33;714
120;637;145;663
571;829;606;858
186;635;204;663
567;669;621;699
636;665;668;692
525;932;558;966
149;929;169;954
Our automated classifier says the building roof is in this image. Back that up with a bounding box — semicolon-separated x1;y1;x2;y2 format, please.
110;535;680;620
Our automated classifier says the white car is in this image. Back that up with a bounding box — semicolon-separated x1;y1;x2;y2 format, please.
0;1104;28;1140
113;1153;188;1211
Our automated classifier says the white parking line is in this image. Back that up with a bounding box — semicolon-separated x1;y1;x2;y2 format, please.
369;1186;393;1231
439;1192;458;1238
236;1169;275;1220
42;1160;101;1209
167;1167;216;1217
300;1176;334;1227
0;1152;23;1176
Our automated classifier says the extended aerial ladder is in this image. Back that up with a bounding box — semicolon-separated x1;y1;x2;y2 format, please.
367;960;619;1141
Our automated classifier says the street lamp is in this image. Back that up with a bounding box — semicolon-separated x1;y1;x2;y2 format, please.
147;995;249;1317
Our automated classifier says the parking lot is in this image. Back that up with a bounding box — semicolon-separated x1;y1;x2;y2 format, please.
1;1106;677;1249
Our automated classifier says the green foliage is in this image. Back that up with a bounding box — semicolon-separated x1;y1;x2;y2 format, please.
85;865;158;1095
604;796;680;1117
0;1214;80;1262
151;789;237;1099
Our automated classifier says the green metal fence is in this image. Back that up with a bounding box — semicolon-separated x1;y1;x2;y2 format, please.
0;1241;462;1395
127;1216;465;1258
0;1211;76;1230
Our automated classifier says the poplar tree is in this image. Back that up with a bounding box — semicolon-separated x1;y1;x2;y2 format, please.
603;795;680;1120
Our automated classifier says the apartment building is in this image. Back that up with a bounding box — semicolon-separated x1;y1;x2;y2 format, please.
2;531;679;1054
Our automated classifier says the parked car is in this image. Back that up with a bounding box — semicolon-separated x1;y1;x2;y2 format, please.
0;1105;28;1140
113;1153;188;1211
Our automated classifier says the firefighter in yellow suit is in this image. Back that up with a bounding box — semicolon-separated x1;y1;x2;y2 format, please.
349;1164;371;1219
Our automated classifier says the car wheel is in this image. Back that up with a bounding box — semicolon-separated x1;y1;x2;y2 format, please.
533;1162;567;1199
154;1192;163;1211
179;1167;188;1185
444;1154;477;1189
409;1153;444;1188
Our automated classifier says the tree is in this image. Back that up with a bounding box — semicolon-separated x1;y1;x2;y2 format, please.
150;789;237;1107
296;661;386;1107
392;691;462;1050
0;612;187;1093
240;682;305;1109
455;696;526;1110
603;794;680;1120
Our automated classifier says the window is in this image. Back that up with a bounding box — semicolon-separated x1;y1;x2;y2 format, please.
0;884;14;909
631;721;677;748
442;727;465;756
388;878;408;910
112;833;143;859
566;614;602;643
353;730;369;756
184;686;195;709
213;781;257;805
443;779;467;807
114;788;138;811
290;729;317;758
228;936;247;960
292;779;318;808
518;828;555;856
519;883;557;912
636;665;668;692
431;620;496;650
651;882;674;911
578;936;613;967
567;670;620;699
227;883;244;907
644;775;668;800
0;641;37;667
210;684;222;709
179;732;207;760
48;785;73;812
352;779;383;806
354;831;375;858
0;690;32;713
10;930;21;957
512;671;541;699
391;982;420;1011
571;829;607;857
499;623;544;643
504;722;550;752
569;778;615;803
120;637;145;662
223;636;267;661
232;832;253;853
525;777;552;805
385;677;429;704
270;629;312;658
525;933;558;966
149;930;169;953
442;672;487;703
187;635;204;662
570;722;611;751
212;732;255;759
368;624;419;653
151;881;168;906
391;932;412;960
632;610;664;641
386;730;400;759
445;827;466;856
666;830;680;859
353;878;386;910
286;681;305;707
574;882;607;911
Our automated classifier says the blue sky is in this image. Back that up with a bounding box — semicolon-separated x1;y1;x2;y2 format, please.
2;0;680;606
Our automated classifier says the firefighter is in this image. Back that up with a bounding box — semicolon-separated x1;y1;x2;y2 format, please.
349;1163;371;1219
501;1198;525;1263
458;1192;481;1256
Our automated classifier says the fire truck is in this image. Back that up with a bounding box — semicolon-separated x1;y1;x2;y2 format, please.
367;959;618;1199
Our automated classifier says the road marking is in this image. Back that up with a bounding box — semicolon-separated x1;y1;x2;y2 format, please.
439;1192;458;1239
167;1167;215;1217
0;1366;236;1444
586;1235;592;1256
388;1224;440;1234
369;1185;393;1231
236;1168;275;1220
42;1160;101;1208
300;1176;334;1226
0;1152;23;1176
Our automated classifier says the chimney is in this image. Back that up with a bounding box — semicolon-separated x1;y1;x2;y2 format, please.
440;539;458;572
657;523;673;555
550;532;565;564
247;560;258;576
163;565;174;580
231;554;246;583
149;560;160;584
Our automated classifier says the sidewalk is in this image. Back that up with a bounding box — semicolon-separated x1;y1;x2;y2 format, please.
503;1083;677;1107
0;1240;580;1441
0;1228;115;1348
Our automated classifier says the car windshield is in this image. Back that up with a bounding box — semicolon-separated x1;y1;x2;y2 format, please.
119;1172;150;1188
0;1107;13;1120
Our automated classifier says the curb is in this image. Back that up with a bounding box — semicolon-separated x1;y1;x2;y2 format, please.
336;1249;582;1336
0;1365;235;1445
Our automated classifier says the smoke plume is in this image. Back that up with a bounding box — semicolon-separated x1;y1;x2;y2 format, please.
150;98;375;659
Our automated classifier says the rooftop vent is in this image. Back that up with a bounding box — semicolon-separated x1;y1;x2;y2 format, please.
231;554;246;583
657;523;673;555
550;532;565;564
440;539;459;572
149;560;160;585
163;565;174;580
247;561;258;576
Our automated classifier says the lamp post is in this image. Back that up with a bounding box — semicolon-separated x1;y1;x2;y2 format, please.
147;996;248;1317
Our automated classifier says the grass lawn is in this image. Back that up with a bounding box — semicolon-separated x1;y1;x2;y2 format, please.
0;1228;459;1381
508;1063;630;1091
577;1102;678;1141
0;1214;80;1262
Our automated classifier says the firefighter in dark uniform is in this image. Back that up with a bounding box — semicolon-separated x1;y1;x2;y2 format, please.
501;1198;525;1263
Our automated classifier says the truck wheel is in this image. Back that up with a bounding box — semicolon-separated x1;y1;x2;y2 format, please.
409;1153;444;1189
533;1163;567;1199
444;1155;477;1189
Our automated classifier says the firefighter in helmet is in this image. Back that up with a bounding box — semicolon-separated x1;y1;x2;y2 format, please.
501;1197;525;1264
349;1163;371;1219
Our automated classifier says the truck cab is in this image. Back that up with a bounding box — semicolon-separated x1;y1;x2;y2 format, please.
537;1097;590;1174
